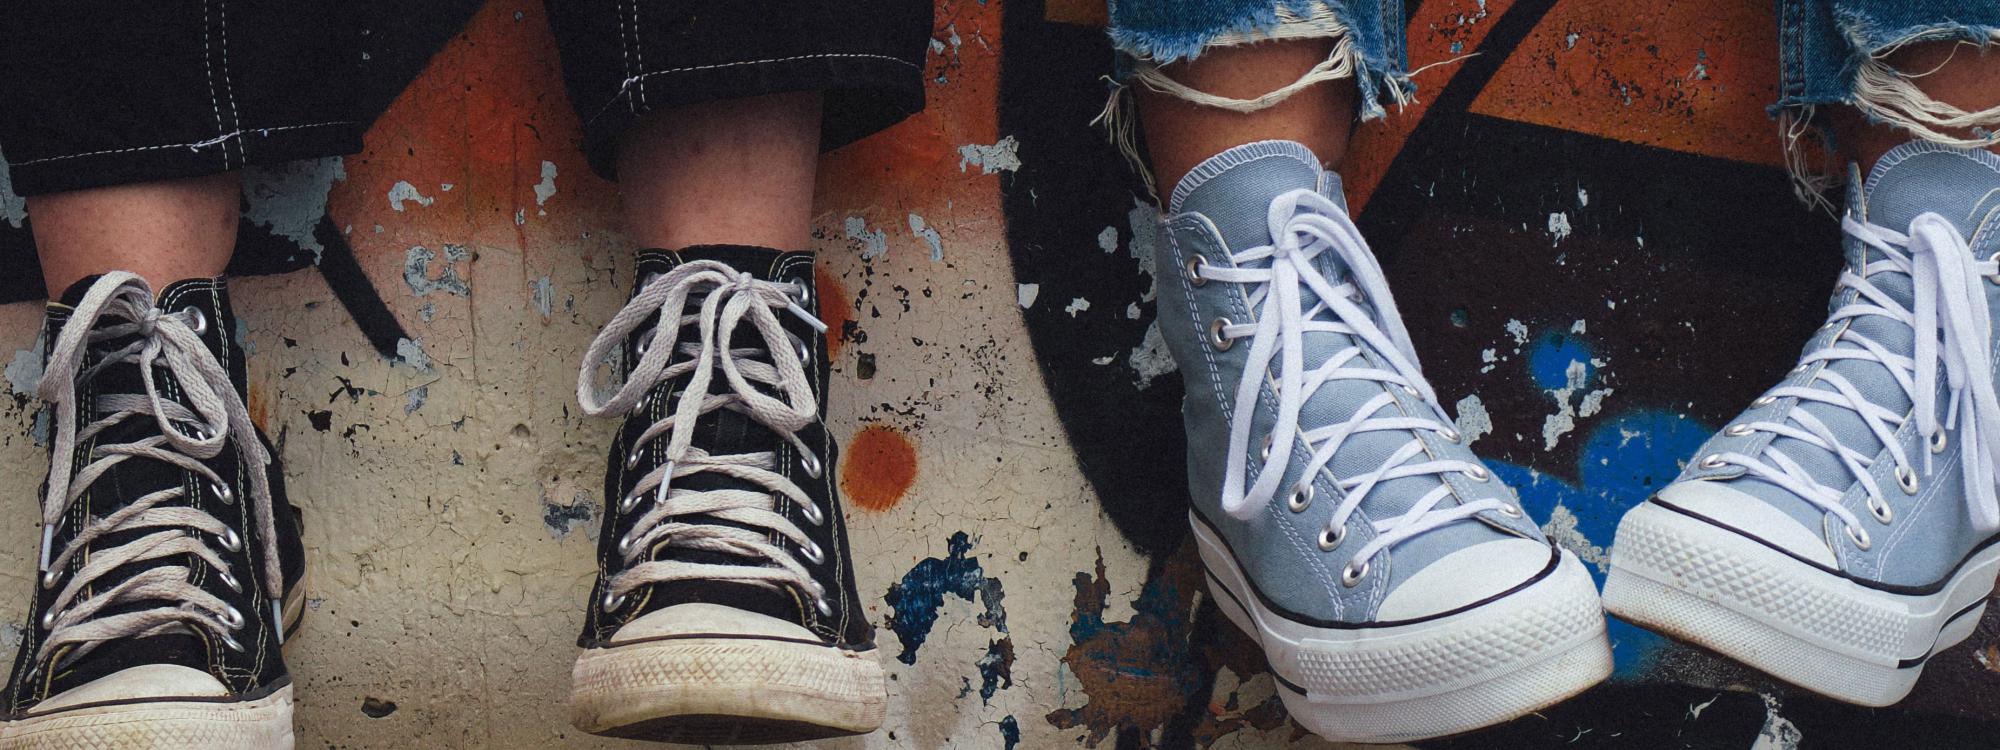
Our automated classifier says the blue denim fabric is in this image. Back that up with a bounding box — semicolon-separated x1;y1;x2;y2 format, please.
1777;0;2000;115
1107;0;1410;120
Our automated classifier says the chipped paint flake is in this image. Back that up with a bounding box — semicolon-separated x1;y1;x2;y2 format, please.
533;160;558;208
909;212;944;262
1547;211;1572;245
1096;226;1118;253
244;157;345;263
1129;322;1176;389
1454;394;1492;445
5;336;44;396
403;245;471;297
1064;297;1091;317
530;276;555;319
387;180;434;212
395;337;434;374
957;135;1021;174
1542;504;1608;572
846;215;888;260
1753;693;1804;750
1017;283;1040;309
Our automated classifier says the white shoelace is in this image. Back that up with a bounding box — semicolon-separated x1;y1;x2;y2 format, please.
577;260;833;613
37;273;281;666
1204;189;1505;574
1708;212;2000;546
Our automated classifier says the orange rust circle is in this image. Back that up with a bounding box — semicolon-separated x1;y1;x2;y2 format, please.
841;425;917;512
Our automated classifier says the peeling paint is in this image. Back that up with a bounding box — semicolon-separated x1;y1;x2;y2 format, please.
403;385;428;415
244;157;346;263
1752;693;1804;750
1096;226;1117;253
1542;504;1608;572
532;160;558;208
846;215;888;260
884;531;1008;666
1129;322;1175;390
5;337;44;396
395;337;434;373
529;276;555;319
0;155;25;229
1547;211;1573;245
908;212;944;262
957;135;1022;175
542;491;597;539
1064;297;1090;317
1017;283;1040;309
1454;393;1493;445
403;245;472;297
387;180;434;211
975;638;1015;703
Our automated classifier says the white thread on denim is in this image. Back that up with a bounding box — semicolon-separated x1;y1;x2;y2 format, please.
216;0;246;166
10;122;360;167
584;53;921;127
200;0;230;170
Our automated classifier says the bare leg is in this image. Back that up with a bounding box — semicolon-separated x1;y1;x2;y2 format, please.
1832;41;2000;171
617;91;824;251
1136;39;1358;191
28;172;241;297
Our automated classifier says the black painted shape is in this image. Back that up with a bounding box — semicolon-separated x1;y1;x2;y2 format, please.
312;216;413;360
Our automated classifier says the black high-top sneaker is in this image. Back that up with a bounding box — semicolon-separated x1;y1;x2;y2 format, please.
570;246;883;744
0;273;307;749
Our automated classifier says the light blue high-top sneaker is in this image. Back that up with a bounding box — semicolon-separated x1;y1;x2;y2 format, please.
1604;141;2000;707
1157;141;1611;743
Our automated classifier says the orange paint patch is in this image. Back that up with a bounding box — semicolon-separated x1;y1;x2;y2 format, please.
814;265;853;358
840;425;918;512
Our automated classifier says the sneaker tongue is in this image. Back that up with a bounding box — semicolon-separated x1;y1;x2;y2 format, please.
1169;140;1346;258
1741;144;2000;513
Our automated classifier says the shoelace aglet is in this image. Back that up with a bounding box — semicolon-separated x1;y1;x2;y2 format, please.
38;525;52;573
785;302;829;334
271;598;286;645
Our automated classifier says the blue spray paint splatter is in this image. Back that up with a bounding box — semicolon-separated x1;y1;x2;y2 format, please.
884;531;1008;665
1490;408;1712;676
999;715;1021;749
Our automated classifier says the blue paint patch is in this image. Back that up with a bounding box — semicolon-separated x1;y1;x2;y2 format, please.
1490;408;1713;677
1527;329;1595;390
976;638;1015;703
884;531;1008;665
999;715;1020;749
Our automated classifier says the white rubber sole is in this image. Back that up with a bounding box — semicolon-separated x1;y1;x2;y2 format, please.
0;685;294;750
570;633;886;744
1603;500;2000;706
1192;512;1612;744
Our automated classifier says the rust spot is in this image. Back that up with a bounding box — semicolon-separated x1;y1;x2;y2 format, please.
814;265;854;358
841;425;916;512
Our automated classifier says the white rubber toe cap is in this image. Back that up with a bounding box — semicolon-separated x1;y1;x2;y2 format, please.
1652;480;1836;566
36;664;228;712
1377;537;1555;621
610;602;818;643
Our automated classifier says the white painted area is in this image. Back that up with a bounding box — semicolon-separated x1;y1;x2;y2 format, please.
957;135;1022;174
1454;394;1493;445
533;160;558;208
1064;297;1091;317
908;212;944;262
847;215;888;260
1017;283;1040;309
387;181;434;212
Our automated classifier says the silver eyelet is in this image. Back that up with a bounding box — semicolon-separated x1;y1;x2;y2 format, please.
220;605;244;630
1725;424;1751;437
218;568;241;592
616;534;636;556
802;541;825;565
1869;497;1894;524
1896;465;1919;494
601;591;626;612
1465;465;1491;482
1340;560;1369;587
1500;504;1524;518
619;493;640;513
635;393;652;412
1987;252;2000;283
1791;364;1809;375
1439;427;1461;443
209;483;234;504
814;598;834;617
1846;524;1872;550
1259;434;1273;461
789;280;813;308
800;452;824;479
634;330;656;357
801;501;826;526
792;335;811;363
625;447;645;470
218;528;242;552
1401;384;1420;397
1209;318;1234;351
39;571;57;590
1753;395;1776;407
1184;256;1208;287
181;307;208;335
1287;484;1314;513
1930;431;1949;454
39;610;55;630
219;633;245;653
1699;454;1727;470
1317;526;1344;551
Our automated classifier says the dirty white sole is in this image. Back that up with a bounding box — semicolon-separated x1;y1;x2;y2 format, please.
571;632;886;744
0;684;293;750
1603;500;2000;707
1192;511;1612;744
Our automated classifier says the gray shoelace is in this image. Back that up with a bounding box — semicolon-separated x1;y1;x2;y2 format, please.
576;261;833;615
36;273;281;667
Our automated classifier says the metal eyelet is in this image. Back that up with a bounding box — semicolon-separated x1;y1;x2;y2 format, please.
1439;427;1461;443
1317;526;1344;551
218;528;242;552
619;493;640;513
1340;560;1369;587
1699;454;1727;470
1869;497;1894;524
1465;465;1491;482
801;501;826;526
1753;395;1776;407
814;598;835;617
616;534;637;556
625;447;645;470
1184;256;1208;287
39;571;57;590
1986;251;2000;283
218;568;242;592
210;483;234;504
1259;434;1273;461
1846;524;1872;550
601;591;626;612
39;610;55;630
220;606;244;630
1895;465;1919;494
1401;384;1420;397
1725;424;1752;437
802;541;825;565
1500;504;1524;518
182;307;208;335
792;335;811;364
789;280;813;308
800;452;824;479
1791;364;1809;375
634;330;656;357
1209;318;1234;351
1930;431;1948;454
635;393;652;413
1287;484;1314;513
219;633;245;653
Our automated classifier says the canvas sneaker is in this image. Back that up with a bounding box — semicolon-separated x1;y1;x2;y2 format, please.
569;245;883;743
1604;141;2000;706
1156;141;1612;743
0;273;307;749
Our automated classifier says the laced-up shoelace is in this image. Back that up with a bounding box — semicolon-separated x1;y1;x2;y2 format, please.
576;260;834;615
1202;189;1507;580
1706;212;2000;548
36;273;281;668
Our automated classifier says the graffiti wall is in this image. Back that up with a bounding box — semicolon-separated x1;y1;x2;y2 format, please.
0;0;1996;747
